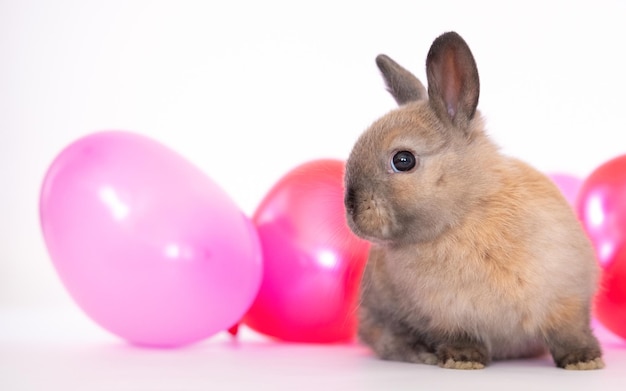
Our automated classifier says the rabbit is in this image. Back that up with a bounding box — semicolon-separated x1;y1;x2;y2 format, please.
344;31;604;370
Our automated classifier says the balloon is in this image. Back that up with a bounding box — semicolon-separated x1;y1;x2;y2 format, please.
40;131;262;348
548;173;582;208
594;245;626;340
243;159;370;343
577;155;626;267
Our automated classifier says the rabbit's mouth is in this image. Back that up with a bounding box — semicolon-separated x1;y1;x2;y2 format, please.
345;188;396;243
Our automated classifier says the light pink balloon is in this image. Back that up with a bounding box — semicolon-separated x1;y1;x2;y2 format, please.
548;173;582;208
40;131;262;348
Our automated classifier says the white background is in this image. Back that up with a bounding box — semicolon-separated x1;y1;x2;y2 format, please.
2;0;626;313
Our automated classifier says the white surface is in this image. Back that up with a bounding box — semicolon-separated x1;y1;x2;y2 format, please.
1;308;626;391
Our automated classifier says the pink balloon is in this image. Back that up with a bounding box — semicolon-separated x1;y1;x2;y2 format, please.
547;173;582;207
40;131;262;348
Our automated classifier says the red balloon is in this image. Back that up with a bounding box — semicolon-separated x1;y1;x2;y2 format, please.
595;245;626;340
577;155;626;267
243;159;370;343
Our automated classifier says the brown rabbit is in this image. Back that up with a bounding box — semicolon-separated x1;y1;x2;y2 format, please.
344;31;604;370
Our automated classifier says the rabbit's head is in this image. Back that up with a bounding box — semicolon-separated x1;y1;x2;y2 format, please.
345;32;500;245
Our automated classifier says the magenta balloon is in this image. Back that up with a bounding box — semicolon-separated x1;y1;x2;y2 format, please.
40;131;262;347
243;159;370;343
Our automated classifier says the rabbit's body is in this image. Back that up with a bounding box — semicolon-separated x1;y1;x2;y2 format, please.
345;32;604;370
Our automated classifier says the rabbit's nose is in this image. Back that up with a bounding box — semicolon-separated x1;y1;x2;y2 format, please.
345;187;357;214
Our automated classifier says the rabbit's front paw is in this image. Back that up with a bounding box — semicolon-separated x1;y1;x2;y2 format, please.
436;340;489;370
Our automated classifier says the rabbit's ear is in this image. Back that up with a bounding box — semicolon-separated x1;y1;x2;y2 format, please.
376;54;427;105
426;32;479;130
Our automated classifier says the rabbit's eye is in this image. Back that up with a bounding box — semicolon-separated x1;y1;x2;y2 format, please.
391;151;417;172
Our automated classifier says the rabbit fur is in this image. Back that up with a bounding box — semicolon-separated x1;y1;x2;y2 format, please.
344;31;604;370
